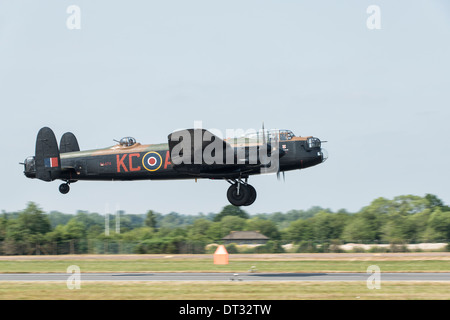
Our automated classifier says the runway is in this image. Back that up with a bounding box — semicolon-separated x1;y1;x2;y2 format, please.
1;272;449;282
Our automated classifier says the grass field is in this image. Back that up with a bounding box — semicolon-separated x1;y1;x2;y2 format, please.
0;258;449;273
0;281;449;300
0;253;448;300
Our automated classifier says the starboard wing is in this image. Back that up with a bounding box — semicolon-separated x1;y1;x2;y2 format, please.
167;128;278;177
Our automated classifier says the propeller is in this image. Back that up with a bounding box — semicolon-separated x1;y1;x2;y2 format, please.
260;123;285;182
277;170;285;182
260;121;271;160
271;128;284;182
262;122;266;145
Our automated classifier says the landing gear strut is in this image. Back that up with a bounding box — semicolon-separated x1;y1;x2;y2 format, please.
226;179;257;206
59;182;70;194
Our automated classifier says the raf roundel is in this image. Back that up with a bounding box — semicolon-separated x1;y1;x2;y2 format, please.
142;151;162;172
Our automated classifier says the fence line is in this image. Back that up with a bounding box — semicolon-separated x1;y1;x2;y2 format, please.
0;239;448;255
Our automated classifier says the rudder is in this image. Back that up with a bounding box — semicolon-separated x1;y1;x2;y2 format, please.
35;127;61;181
60;132;80;153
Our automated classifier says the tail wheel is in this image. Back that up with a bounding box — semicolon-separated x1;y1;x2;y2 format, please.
227;183;250;206
59;183;70;194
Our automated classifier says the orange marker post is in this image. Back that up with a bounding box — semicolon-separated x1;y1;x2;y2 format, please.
213;245;229;265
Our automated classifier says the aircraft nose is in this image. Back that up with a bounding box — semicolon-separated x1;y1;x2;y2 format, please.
320;148;328;162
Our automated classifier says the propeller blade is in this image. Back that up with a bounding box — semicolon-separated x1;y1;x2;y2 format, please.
262;122;266;145
277;170;285;182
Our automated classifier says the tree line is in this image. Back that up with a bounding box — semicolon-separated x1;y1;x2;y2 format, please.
0;194;449;255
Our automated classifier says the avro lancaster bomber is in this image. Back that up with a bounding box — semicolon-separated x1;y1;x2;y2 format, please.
23;127;328;206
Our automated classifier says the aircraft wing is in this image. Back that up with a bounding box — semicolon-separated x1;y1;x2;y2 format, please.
167;128;272;177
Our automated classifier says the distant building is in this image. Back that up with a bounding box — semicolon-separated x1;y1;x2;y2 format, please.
222;231;269;245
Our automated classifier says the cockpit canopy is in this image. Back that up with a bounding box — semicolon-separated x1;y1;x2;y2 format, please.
244;129;295;141
119;137;136;147
279;130;295;141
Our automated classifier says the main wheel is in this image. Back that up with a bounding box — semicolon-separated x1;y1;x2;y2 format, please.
227;183;250;206
59;183;70;194
243;184;257;206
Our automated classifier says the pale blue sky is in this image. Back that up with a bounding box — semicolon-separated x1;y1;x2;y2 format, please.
1;1;449;215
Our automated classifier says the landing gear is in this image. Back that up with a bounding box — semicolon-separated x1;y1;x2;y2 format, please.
245;184;257;206
59;183;70;194
226;179;257;206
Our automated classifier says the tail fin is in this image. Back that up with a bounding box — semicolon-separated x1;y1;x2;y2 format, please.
60;132;80;153
35;127;61;181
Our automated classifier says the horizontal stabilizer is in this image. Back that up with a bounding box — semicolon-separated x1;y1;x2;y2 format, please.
35;127;61;181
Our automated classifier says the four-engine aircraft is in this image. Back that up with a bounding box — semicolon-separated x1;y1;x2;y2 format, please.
23;126;328;206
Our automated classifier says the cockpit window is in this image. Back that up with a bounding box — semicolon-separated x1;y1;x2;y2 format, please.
244;129;295;141
279;130;294;141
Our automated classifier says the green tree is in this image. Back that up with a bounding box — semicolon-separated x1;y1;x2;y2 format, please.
86;225;104;239
120;227;154;241
45;225;67;242
213;205;249;222
156;226;187;239
342;216;373;241
425;194;450;211
426;208;450;240
409;209;432;240
219;216;246;236
310;211;348;240
47;211;72;229
391;195;428;215
0;215;7;241
187;219;212;241
160;212;185;228
342;209;385;241
245;217;280;240
145;210;157;229
205;222;224;241
381;213;415;241
64;218;85;240
5;219;23;242
283;219;314;242
425;194;444;208
255;240;285;253
74;211;103;229
342;197;392;241
16;202;51;243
